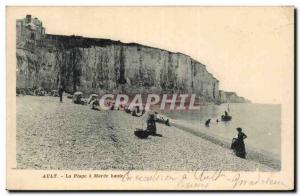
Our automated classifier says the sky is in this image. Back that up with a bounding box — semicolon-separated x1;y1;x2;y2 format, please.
8;6;294;103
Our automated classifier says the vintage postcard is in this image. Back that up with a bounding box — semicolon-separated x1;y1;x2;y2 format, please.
6;6;294;190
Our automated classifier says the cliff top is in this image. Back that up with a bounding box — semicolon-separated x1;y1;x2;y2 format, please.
46;33;193;56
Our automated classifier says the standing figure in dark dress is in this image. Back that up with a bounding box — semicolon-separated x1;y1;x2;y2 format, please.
231;127;247;158
58;85;64;103
147;114;157;135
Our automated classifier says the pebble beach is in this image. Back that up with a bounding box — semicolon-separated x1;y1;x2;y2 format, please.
16;96;273;171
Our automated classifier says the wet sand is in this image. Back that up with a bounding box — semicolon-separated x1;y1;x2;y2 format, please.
16;96;273;171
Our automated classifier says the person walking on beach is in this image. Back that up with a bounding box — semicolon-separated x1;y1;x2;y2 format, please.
205;119;211;127
58;85;64;103
231;127;247;158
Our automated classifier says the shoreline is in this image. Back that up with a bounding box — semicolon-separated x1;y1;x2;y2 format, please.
170;119;281;170
16;96;275;171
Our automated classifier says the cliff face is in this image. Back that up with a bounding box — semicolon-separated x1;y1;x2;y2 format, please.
16;15;247;103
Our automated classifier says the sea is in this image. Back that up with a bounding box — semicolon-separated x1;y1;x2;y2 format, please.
162;103;281;159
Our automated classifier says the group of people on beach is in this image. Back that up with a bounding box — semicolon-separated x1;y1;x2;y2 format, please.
57;86;247;158
62;86;168;137
205;109;247;159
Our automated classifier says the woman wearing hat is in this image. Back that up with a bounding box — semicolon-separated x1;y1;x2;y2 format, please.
231;127;247;158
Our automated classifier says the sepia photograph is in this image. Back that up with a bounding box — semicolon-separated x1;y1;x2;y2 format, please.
6;6;295;190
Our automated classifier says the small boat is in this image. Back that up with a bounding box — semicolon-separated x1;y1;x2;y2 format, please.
221;115;232;121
